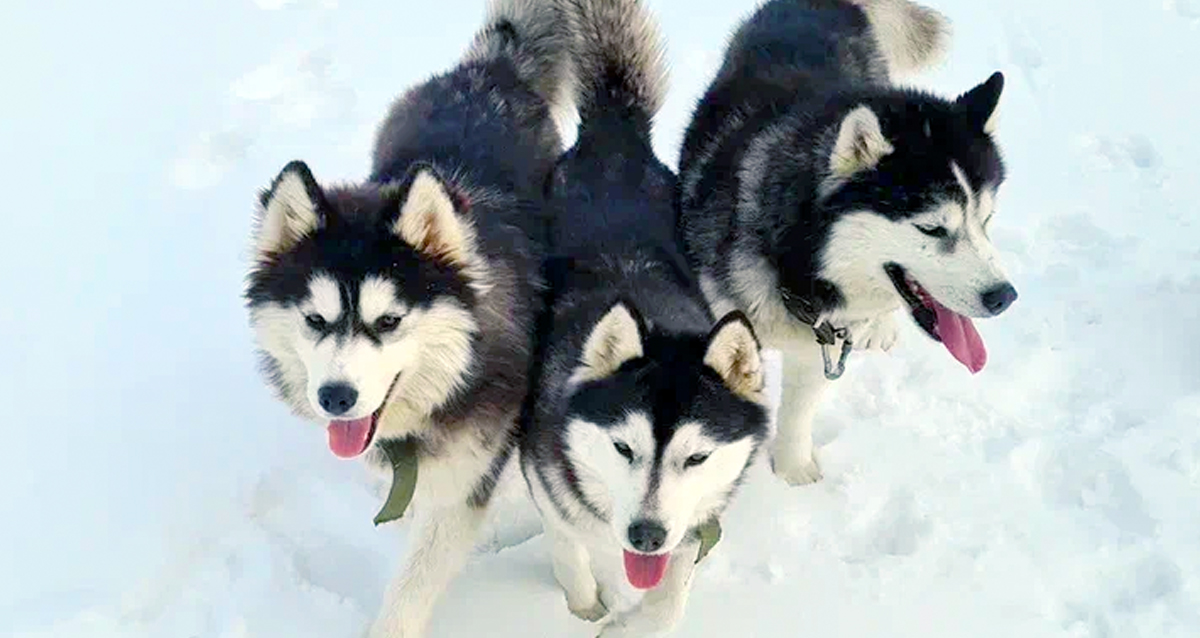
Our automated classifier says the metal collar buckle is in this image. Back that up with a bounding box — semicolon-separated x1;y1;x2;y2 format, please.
813;321;852;381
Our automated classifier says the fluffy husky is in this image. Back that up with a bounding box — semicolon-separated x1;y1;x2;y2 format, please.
243;1;571;635
677;0;1019;486
521;1;771;635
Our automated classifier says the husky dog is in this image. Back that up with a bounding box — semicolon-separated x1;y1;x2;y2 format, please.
677;0;1018;486
243;1;571;635
521;1;771;635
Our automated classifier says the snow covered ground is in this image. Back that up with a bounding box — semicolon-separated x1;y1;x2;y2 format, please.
3;0;1198;636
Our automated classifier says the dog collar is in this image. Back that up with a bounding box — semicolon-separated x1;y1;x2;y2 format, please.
374;438;420;526
694;518;722;565
780;290;854;381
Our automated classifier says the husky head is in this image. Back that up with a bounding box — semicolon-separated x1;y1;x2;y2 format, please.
563;303;769;590
816;72;1017;373
246;160;487;458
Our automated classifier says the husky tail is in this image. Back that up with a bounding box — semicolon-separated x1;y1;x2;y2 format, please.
848;0;950;75
566;0;669;131
465;0;575;112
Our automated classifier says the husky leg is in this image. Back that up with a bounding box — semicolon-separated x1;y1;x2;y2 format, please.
598;541;698;638
369;501;484;638
546;521;607;621
770;336;830;485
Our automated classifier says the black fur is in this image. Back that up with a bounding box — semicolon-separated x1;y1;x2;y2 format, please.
677;0;1006;319
521;0;769;530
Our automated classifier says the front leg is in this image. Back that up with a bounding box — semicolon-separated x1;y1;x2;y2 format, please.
598;543;698;638
770;337;831;486
369;501;485;638
547;523;607;621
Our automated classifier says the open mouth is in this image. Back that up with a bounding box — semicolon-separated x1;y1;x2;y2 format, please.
885;263;988;374
325;373;401;459
623;550;671;590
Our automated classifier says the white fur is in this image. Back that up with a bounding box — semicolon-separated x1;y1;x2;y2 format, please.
369;422;511;638
546;413;756;631
849;0;950;78
749;168;1013;487
570;303;644;386
829;105;894;179
256;169;321;255
360;276;407;325
395;170;491;293
306;274;342;324
251;276;477;428
769;339;831;485
703;318;766;403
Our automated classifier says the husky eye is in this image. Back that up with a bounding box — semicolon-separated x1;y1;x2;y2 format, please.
915;224;949;239
613;441;634;463
684;452;710;469
374;314;403;333
305;314;328;331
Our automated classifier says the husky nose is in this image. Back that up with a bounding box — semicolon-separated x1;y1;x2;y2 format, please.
627;520;667;553
318;383;358;416
981;283;1018;316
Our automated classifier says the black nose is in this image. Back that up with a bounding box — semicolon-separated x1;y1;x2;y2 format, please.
981;283;1018;315
318;383;358;416
627;520;667;553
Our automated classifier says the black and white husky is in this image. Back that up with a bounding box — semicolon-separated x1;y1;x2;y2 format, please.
678;0;1019;486
521;0;771;635
243;1;571;635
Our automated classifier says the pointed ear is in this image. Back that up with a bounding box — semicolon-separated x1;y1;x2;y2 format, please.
392;167;486;286
571;301;646;385
255;160;326;255
956;71;1004;134
704;311;765;403
830;106;894;178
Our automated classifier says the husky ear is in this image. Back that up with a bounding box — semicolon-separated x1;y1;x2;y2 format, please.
393;167;487;287
704;311;765;403
830;106;894;177
572;301;646;385
255;160;326;255
956;71;1005;134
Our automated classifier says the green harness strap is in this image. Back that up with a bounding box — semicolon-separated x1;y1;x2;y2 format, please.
373;438;420;526
694;518;722;565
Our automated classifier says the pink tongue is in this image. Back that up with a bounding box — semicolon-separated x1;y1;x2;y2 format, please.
932;301;988;374
623;551;670;590
327;417;373;459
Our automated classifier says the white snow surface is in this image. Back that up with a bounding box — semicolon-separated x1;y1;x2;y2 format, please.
2;0;1198;636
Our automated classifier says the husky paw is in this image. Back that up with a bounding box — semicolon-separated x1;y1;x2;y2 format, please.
569;597;609;622
770;449;823;486
853;313;899;352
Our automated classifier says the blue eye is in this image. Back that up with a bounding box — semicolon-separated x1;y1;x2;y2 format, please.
684;453;710;469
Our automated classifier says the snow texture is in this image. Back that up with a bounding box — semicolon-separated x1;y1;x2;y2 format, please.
2;0;1198;636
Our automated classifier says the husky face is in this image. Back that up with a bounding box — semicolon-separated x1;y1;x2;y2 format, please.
814;73;1018;370
246;161;485;458
562;304;768;577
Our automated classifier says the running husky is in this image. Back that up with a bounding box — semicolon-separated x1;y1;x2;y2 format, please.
521;1;770;635
244;2;570;635
678;0;1018;486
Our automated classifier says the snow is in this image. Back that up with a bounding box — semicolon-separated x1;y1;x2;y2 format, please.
2;0;1198;636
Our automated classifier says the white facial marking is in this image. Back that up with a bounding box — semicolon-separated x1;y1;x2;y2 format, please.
308;275;342;323
360;276;406;325
564;412;757;556
651;422;756;552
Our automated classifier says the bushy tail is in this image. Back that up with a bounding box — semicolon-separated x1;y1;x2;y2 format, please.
565;0;669;128
465;0;574;111
848;0;950;75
